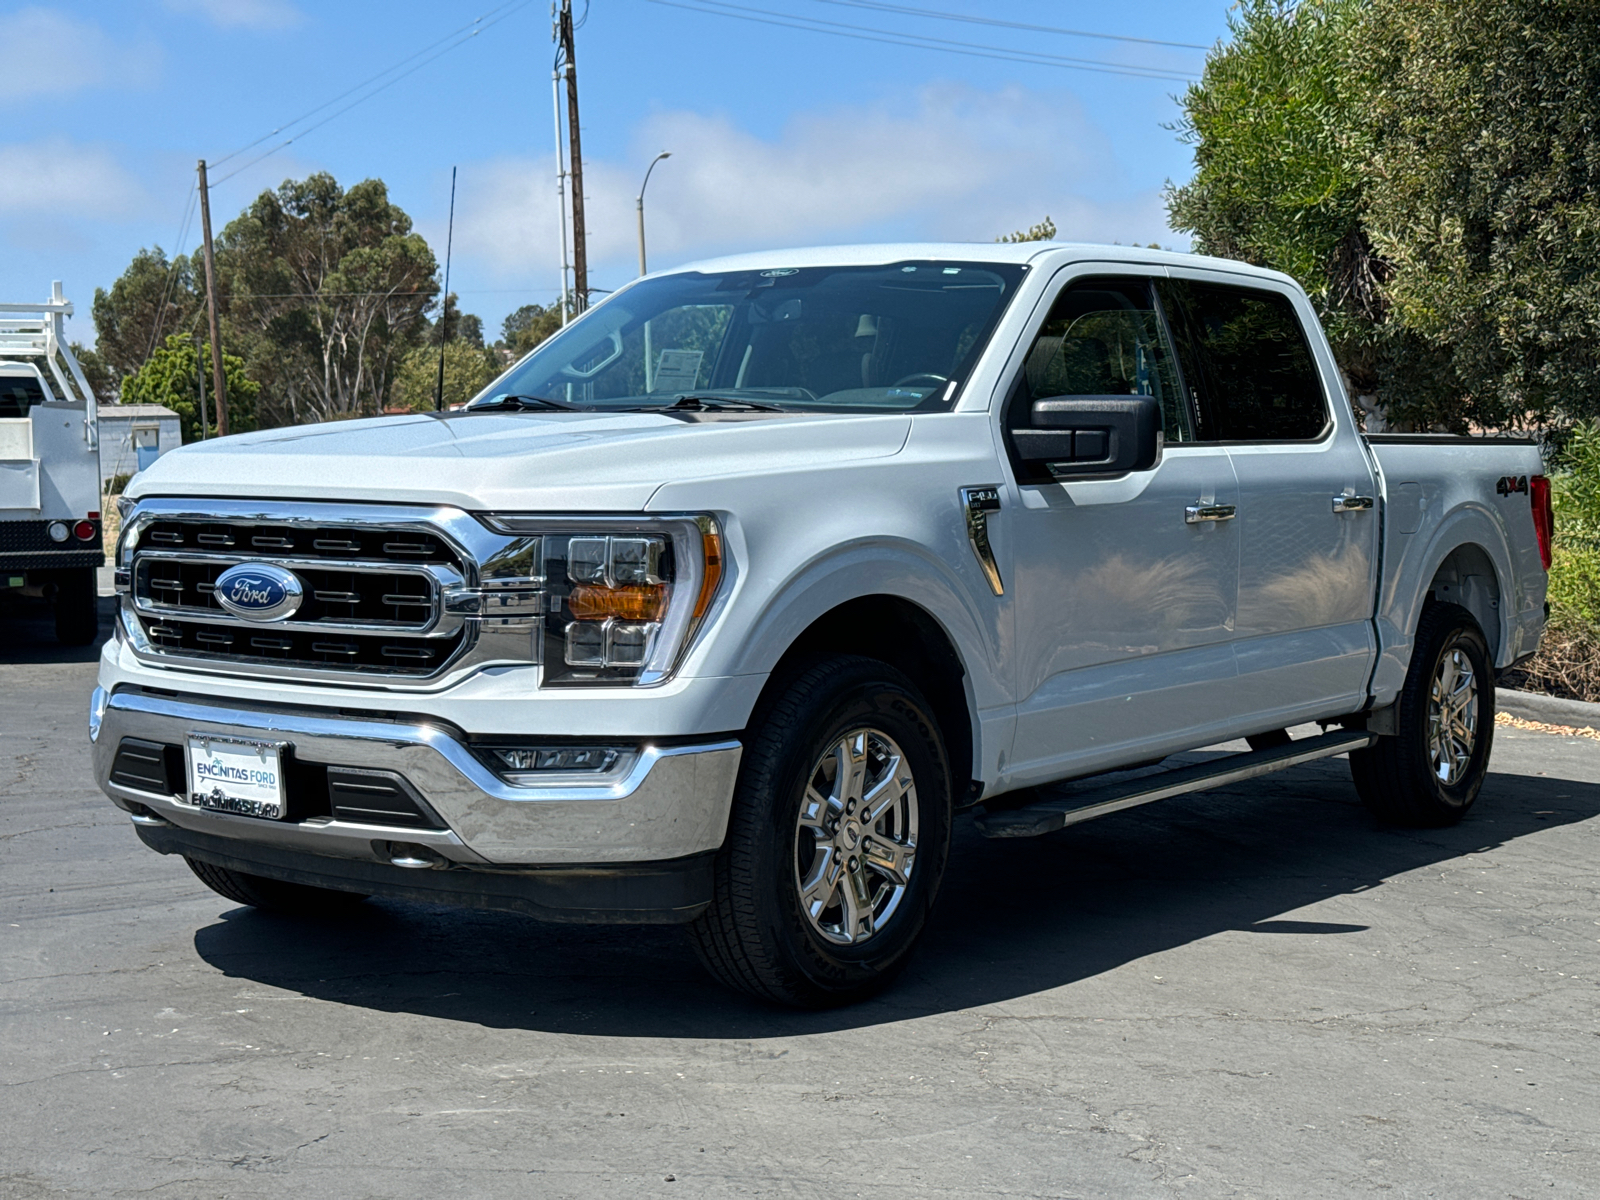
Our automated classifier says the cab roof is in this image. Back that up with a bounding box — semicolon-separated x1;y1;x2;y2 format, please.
661;242;1295;289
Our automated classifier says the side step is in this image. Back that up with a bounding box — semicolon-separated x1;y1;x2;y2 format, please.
973;728;1376;839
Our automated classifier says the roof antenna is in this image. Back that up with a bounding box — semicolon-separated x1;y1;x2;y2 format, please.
435;165;457;412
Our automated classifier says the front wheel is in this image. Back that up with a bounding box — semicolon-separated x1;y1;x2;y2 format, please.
688;656;953;1007
1349;602;1494;827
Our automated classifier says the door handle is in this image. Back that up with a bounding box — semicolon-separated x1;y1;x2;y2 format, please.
1185;503;1237;524
1332;494;1375;513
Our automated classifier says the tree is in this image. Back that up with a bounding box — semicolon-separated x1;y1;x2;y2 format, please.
1359;0;1600;430
1167;0;1600;431
997;217;1057;244
215;173;438;426
68;342;114;402
499;302;564;356
1163;0;1433;426
91;247;200;383
119;334;259;444
390;339;499;412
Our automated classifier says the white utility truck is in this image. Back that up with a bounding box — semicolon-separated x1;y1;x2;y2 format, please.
92;245;1552;1006
2;284;103;645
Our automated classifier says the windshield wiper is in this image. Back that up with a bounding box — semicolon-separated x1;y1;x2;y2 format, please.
464;393;584;412
657;394;785;413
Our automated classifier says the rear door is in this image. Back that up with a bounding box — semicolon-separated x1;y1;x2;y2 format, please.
1158;274;1379;728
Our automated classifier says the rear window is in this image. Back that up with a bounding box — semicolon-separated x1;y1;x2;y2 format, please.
1157;280;1328;442
0;371;46;418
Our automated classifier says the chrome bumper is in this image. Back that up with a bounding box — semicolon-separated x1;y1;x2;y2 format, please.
92;688;742;866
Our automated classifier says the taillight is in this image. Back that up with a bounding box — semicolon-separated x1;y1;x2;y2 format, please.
1530;475;1553;572
73;520;96;542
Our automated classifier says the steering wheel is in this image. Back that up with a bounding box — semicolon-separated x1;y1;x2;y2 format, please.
890;373;949;390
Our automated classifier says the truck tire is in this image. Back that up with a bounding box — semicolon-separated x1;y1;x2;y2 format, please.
1349;602;1494;827
185;857;369;915
54;567;99;646
688;655;953;1008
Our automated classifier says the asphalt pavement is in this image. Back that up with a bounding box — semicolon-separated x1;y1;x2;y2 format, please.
2;601;1597;1198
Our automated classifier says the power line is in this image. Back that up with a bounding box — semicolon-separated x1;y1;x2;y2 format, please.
208;1;531;171
210;0;537;188
802;0;1210;52
645;0;1198;81
143;182;199;362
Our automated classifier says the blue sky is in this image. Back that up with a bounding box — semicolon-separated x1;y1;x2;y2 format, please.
0;0;1232;348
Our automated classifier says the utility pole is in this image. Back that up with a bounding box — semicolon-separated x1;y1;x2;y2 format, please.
558;0;587;313
196;160;229;436
551;67;571;324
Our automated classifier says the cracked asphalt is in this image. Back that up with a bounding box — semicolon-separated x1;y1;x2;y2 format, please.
3;604;1598;1198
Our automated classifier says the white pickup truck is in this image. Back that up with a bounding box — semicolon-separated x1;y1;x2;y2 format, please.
92;244;1552;1006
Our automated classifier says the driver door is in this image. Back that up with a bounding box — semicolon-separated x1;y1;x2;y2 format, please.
1002;270;1246;785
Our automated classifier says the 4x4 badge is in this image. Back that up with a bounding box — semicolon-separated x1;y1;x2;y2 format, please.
1496;475;1529;497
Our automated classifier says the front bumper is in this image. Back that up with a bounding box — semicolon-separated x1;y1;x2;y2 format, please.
93;687;741;903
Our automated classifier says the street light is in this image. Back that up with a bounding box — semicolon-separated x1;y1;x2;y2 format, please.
636;151;671;277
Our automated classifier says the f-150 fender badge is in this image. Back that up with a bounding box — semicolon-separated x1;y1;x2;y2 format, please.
960;486;1004;597
1496;475;1529;497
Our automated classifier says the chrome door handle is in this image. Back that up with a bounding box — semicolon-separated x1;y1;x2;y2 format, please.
1185;503;1236;524
1332;495;1375;513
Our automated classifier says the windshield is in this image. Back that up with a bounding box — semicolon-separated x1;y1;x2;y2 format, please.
476;260;1027;413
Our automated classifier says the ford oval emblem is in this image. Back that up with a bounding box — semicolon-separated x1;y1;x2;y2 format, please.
213;563;303;622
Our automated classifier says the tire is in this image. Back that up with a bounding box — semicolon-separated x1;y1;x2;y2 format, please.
688;655;954;1008
54;567;99;646
1349;602;1494;827
185;857;369;916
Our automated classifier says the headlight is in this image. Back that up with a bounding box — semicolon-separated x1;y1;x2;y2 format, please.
478;514;725;687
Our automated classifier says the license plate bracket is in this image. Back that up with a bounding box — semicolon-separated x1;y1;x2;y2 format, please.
186;734;288;820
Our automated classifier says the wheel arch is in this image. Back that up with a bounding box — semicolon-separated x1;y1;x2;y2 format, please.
760;594;977;806
1373;504;1519;703
1425;541;1504;662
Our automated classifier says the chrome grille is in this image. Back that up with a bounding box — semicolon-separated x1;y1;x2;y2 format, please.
119;501;547;689
133;556;436;628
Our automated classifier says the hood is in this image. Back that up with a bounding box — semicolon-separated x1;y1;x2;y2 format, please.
126;409;912;512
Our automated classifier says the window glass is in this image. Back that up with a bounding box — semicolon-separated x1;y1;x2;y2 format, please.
479;261;1026;413
1157;279;1328;441
1020;277;1191;443
0;370;46;418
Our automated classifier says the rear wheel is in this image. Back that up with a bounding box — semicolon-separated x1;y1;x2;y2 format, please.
1349;602;1494;827
54;567;98;646
185;857;369;915
688;655;953;1008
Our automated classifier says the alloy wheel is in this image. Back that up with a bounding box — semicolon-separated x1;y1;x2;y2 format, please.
793;728;919;946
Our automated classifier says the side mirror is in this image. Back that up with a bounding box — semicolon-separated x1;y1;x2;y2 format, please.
1010;394;1161;478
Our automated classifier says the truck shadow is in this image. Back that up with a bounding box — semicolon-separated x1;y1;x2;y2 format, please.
191;757;1599;1037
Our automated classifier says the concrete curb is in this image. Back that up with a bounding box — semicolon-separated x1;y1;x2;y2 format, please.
1497;687;1600;729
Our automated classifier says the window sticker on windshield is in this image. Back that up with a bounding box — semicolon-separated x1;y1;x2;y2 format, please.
651;349;703;394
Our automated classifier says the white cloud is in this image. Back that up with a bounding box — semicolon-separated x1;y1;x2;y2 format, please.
7;8;155;100
451;84;1179;288
0;141;147;219
164;0;305;31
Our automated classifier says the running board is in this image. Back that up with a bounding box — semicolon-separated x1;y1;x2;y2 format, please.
973;728;1376;839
